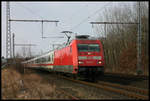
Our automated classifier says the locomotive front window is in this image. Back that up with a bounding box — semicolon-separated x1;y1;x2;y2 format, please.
77;44;100;52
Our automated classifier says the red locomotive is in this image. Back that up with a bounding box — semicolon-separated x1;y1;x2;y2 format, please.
22;35;105;80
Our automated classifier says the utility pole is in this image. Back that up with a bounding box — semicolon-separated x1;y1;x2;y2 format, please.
6;2;59;59
137;2;142;75
12;33;15;58
6;2;12;59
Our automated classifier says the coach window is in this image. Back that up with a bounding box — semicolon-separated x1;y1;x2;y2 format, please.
36;59;38;63
44;57;46;62
40;58;42;63
52;54;54;62
50;55;52;62
38;59;40;63
48;55;51;62
70;46;72;53
43;57;46;63
46;56;49;62
42;57;45;63
46;57;47;62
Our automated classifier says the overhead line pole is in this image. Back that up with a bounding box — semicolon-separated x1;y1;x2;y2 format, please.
6;2;12;59
9;19;59;39
6;2;59;59
12;33;15;58
90;21;138;38
12;33;37;58
42;20;43;38
9;19;59;58
137;2;142;75
90;20;142;75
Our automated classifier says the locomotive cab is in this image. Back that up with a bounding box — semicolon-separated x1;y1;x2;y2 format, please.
74;35;105;79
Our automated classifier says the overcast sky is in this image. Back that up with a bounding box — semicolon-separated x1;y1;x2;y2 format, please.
2;1;136;58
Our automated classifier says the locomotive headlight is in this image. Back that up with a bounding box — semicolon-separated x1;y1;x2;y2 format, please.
93;56;101;60
98;61;102;64
78;61;84;64
78;56;87;60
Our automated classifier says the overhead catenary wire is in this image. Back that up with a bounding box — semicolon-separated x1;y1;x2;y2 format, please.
14;2;44;20
8;3;61;57
13;3;60;39
70;2;137;31
70;2;111;31
14;2;61;38
69;4;88;19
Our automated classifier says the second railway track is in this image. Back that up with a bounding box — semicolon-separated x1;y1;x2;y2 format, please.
58;75;149;100
98;81;148;95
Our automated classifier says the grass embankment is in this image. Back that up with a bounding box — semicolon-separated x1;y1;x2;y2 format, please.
1;63;60;99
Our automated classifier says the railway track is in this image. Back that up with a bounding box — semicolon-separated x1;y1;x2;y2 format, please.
57;88;80;100
59;75;149;100
1;63;9;69
31;70;80;100
98;81;148;95
104;72;149;80
19;68;148;99
97;81;148;99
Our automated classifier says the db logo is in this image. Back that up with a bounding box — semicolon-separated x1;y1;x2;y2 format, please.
88;52;91;55
87;56;92;59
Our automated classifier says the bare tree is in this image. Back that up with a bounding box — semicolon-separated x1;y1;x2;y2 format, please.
95;2;148;74
21;46;33;59
22;46;27;58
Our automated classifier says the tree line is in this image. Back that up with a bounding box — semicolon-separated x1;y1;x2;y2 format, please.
97;2;148;75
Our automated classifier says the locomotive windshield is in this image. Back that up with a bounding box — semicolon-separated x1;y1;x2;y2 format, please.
77;44;100;52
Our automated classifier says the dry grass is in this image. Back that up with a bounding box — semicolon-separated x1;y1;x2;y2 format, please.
1;64;67;99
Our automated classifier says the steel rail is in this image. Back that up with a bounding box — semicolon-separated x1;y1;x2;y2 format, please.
1;63;10;69
60;76;148;100
57;88;79;100
104;72;149;80
1;64;8;69
98;81;148;95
